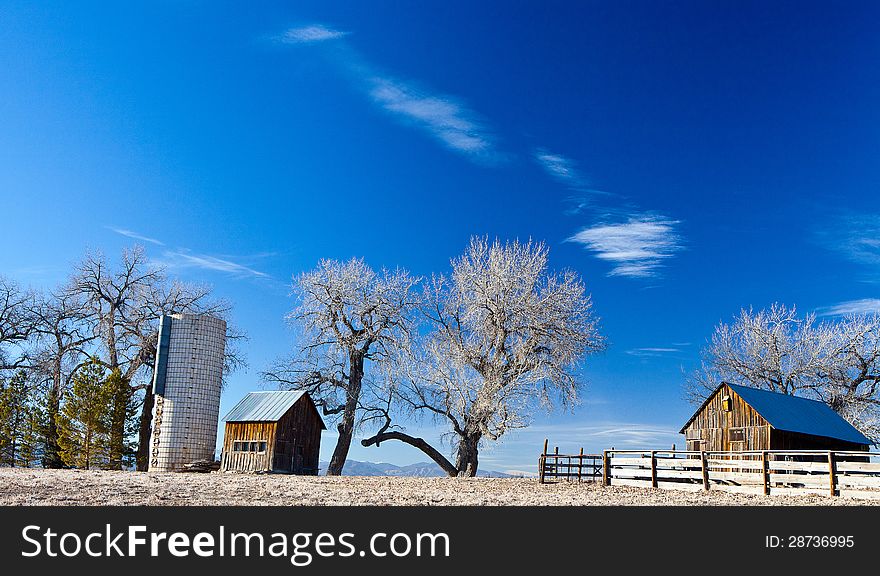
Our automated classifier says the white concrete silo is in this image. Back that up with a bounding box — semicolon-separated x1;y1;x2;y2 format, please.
148;313;226;472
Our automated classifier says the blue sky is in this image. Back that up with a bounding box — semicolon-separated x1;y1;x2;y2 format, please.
2;1;879;474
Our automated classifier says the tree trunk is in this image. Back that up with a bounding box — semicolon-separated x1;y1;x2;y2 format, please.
326;351;364;476
106;377;127;471
84;428;91;470
454;433;481;477
136;384;154;471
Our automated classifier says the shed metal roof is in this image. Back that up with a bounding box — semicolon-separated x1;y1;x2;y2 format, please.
224;390;309;423
683;383;872;445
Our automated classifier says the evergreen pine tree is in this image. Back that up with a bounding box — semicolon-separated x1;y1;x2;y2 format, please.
0;376;13;465
17;396;46;467
42;387;64;468
103;369;138;470
0;371;36;467
58;360;110;469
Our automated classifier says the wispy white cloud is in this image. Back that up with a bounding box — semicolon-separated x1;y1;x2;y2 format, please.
280;25;348;44
533;149;609;214
534;150;585;187
817;298;880;317
107;227;165;246
368;77;494;159
816;212;880;271
473;421;681;471
108;227;269;280
567;215;683;278
625;347;681;358
160;250;270;279
505;422;681;452
275;24;496;162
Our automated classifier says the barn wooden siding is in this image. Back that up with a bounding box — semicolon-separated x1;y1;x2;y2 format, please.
682;384;771;452
220;422;276;473
270;394;322;474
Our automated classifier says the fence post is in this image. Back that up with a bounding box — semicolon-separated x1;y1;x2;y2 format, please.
828;451;837;497
701;451;709;491
578;447;584;483
602;450;610;486
538;439;549;484
762;451;770;495
538;454;545;484
650;451;658;488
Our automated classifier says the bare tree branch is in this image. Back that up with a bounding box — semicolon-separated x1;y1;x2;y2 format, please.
687;303;880;440
262;258;419;475
365;237;605;476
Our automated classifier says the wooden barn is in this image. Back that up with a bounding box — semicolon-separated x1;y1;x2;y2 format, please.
220;390;325;474
681;382;872;453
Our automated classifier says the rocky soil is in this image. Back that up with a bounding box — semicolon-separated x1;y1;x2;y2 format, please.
0;468;875;506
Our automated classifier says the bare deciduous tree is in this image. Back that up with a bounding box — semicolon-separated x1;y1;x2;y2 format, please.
687;303;880;440
685;304;827;401
819;315;880;437
362;237;606;476
69;246;244;470
263;258;419;476
29;288;96;467
0;277;35;372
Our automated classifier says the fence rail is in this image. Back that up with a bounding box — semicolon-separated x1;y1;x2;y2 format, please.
538;441;602;483
602;449;880;500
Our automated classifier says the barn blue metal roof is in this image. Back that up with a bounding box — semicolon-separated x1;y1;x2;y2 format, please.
223;390;309;423
726;383;872;445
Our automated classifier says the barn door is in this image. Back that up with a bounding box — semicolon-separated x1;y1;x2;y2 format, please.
728;427;746;452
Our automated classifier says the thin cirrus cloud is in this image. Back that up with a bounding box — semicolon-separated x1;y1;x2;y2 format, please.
106;226;164;246
277;24;684;278
108;227;269;279
534;149;587;188
533;149;608;215
276;24;496;162
816;298;880;317
567;215;683;278
482;422;681;470
279;25;348;44
520;422;680;449
160;250;270;279
368;78;494;158
816;211;880;279
625;347;681;358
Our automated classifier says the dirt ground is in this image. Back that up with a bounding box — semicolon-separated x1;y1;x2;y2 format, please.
0;468;876;506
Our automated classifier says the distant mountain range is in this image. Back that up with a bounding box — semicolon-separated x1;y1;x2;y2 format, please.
320;460;517;478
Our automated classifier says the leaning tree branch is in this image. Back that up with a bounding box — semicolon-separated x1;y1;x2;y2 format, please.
361;431;459;477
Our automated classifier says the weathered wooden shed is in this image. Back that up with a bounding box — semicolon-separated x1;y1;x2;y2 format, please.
220;390;325;474
681;382;872;452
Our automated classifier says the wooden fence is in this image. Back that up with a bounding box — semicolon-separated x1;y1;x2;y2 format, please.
602;449;880;500
538;441;602;483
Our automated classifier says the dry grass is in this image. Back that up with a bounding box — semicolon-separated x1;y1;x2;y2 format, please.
0;468;876;506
